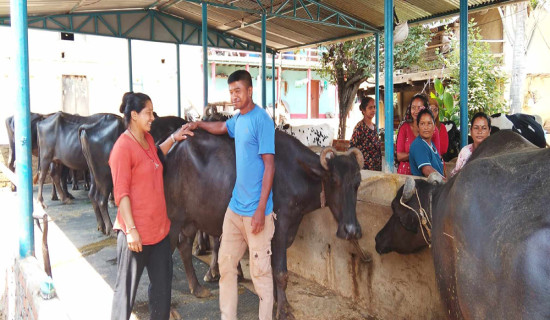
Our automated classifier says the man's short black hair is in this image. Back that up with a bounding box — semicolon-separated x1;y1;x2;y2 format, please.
416;108;435;126
228;70;253;88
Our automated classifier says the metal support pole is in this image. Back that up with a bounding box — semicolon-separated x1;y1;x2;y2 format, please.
202;2;208;108
11;0;34;257
272;52;276;120
176;44;181;117
375;33;380;132
128;39;133;91
384;0;394;172
261;13;267;108
460;0;468;148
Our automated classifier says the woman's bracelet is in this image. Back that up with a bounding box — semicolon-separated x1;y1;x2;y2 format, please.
126;225;136;233
170;133;176;143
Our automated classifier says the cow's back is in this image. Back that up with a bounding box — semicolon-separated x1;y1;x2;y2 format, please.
433;130;550;319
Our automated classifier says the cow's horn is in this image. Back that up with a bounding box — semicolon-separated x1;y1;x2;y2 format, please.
205;105;214;117
320;146;337;170
427;172;444;185
346;148;364;169
402;177;416;202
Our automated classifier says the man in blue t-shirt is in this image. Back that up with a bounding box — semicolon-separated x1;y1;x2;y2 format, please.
409;108;445;178
183;70;275;320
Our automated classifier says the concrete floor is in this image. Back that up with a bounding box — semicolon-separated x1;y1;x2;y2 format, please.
2;182;371;320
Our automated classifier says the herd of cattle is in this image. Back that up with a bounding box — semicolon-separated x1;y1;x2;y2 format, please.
5;108;549;319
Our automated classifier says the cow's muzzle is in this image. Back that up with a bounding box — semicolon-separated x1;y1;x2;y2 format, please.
337;223;362;240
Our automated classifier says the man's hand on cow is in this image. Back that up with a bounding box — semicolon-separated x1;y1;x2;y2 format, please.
182;121;200;131
251;210;266;234
173;126;195;142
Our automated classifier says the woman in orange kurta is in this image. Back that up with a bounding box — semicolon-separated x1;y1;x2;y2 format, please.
110;92;193;320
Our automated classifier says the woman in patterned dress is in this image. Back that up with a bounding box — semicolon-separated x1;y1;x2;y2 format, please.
350;96;382;171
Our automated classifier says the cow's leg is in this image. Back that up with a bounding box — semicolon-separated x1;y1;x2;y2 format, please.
84;170;90;191
194;231;209;256
98;188;115;237
176;229;211;298
272;218;299;320
49;164;59;201
71;169;79;190
87;179;106;234
108;192;115;208
60;166;75;200
204;236;220;282
204;236;244;283
7;146;16;192
37;159;51;209
52;163;72;205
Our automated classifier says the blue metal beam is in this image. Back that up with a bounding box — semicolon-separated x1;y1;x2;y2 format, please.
202;2;208;109
128;39;133;91
208;0;380;34
375;33;380;132
261;13;267;109
460;0;468;148
176;43;181;117
0;9;266;52
272;52;276;120
384;0;394;172
11;0;34;258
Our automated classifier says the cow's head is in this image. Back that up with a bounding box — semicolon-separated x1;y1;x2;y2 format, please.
318;147;363;240
375;173;443;254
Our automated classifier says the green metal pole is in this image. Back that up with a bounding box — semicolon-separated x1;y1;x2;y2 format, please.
202;2;208;108
11;0;34;257
375;33;380;132
261;13;266;108
176;43;181;117
272;52;276;120
460;0;468;148
128;38;133;91
384;0;394;172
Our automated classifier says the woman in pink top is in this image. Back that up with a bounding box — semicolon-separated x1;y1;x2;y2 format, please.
450;112;491;177
396;93;440;175
110;92;193;320
429;98;449;156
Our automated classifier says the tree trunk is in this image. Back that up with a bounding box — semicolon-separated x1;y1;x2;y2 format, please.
509;2;527;114
337;81;361;139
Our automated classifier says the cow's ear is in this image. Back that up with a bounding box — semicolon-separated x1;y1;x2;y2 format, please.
397;210;418;233
297;159;324;179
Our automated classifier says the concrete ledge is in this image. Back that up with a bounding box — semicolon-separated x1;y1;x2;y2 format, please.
2;256;69;320
287;170;445;319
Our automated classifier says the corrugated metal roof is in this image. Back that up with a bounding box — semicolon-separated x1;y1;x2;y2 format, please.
0;0;519;51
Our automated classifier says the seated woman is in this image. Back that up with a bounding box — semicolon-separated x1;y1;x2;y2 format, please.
409;108;445;178
349;96;381;171
429;98;448;156
396;93;439;175
450;112;491;177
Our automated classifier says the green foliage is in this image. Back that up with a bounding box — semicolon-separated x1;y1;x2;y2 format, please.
318;26;432;85
437;20;508;121
431;78;459;123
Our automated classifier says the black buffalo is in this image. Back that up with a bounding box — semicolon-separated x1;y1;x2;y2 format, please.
375;130;550;319
150;115;187;144
164;130;364;319
79;114;126;235
36;112;108;209
6;112;78;199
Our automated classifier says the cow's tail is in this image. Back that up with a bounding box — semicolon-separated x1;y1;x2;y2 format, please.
33;136;40;185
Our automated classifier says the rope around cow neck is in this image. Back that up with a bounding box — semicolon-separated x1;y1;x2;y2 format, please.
400;189;432;248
